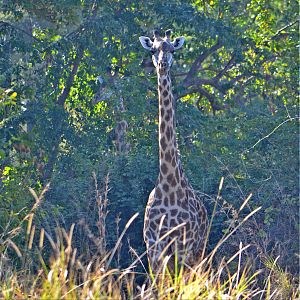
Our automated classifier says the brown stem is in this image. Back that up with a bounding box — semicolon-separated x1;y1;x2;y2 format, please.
57;48;84;106
183;39;222;87
43;48;84;182
214;54;235;81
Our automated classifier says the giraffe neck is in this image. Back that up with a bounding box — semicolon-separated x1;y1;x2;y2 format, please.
157;72;182;182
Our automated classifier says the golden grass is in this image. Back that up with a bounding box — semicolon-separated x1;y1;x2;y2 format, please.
0;179;298;300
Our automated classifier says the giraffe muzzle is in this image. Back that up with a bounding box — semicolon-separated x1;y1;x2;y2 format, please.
159;61;167;68
158;61;168;74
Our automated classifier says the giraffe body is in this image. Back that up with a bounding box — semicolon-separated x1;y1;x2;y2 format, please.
94;76;130;155
139;30;208;271
114;120;130;154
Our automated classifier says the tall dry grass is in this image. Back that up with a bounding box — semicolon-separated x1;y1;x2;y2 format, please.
0;177;298;299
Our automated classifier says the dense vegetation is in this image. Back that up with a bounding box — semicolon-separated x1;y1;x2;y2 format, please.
0;0;298;298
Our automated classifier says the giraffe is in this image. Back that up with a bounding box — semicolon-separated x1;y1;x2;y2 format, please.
114;118;130;154
139;30;208;272
93;74;130;154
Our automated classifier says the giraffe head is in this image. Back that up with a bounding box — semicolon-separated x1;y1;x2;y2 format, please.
139;30;185;75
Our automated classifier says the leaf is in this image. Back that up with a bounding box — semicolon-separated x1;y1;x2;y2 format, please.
9;92;17;99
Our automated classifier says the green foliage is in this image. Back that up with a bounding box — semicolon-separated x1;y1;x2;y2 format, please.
0;0;298;279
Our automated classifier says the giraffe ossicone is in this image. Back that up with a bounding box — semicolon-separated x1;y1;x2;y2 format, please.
139;30;208;272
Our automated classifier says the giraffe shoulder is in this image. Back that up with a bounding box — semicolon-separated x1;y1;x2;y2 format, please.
186;187;207;214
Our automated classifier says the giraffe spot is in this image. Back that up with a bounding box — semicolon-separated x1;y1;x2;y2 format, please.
160;108;165;117
150;208;159;215
160;207;166;214
149;209;159;219
181;179;187;188
150;222;157;230
194;224;200;232
188;190;194;198
179;211;189;220
145;230;151;238
195;200;201;208
177;243;185;252
185;230;193;240
154;214;165;222
166;126;172;141
171;149;175;156
163;79;167;86
171;157;176;167
167;173;174;184
170;232;178;243
165;151;172;162
163;196;169;206
161;163;168;174
160;121;166;133
180;200;188;210
200;223;206;232
170;209;177;217
200;207;207;216
195;201;201;211
159;85;162;91
176;188;184;200
178;234;184;241
164;99;170;106
156;187;162;198
167;85;170;91
177;216;185;224
160;151;164;159
171;177;177;187
175;168;180;182
190;203;196;211
155;198;162;206
160;136;167;151
163;90;168;97
170;192;175;205
165;109;172;122
160;227;168;236
171;221;179;229
185;222;191;231
163;184;169;192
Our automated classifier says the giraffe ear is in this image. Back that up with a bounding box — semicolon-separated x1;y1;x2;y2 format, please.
172;37;185;50
139;36;153;50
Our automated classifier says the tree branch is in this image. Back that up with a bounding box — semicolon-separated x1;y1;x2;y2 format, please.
43;48;84;182
57;47;84;106
176;86;226;113
271;19;299;40
0;21;41;42
189;78;227;94
183;39;222;87
214;54;235;81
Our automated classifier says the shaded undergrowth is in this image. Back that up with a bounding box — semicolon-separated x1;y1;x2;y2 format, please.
0;177;298;300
